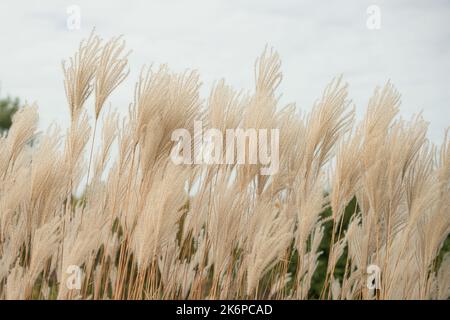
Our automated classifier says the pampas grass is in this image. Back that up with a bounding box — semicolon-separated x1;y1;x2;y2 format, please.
0;32;448;300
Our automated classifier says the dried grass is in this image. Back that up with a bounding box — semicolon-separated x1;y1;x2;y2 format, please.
0;32;448;300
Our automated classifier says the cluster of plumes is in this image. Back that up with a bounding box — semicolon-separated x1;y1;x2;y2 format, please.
0;32;448;300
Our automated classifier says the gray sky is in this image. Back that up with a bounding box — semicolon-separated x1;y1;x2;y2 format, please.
0;0;449;143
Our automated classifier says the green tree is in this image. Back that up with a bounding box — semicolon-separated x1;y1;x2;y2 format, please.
0;96;20;132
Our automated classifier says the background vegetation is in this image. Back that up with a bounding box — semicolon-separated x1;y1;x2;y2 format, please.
0;96;20;132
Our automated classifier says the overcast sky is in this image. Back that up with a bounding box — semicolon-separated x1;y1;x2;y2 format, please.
0;0;449;143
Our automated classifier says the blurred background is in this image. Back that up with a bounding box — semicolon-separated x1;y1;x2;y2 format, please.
0;0;449;143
